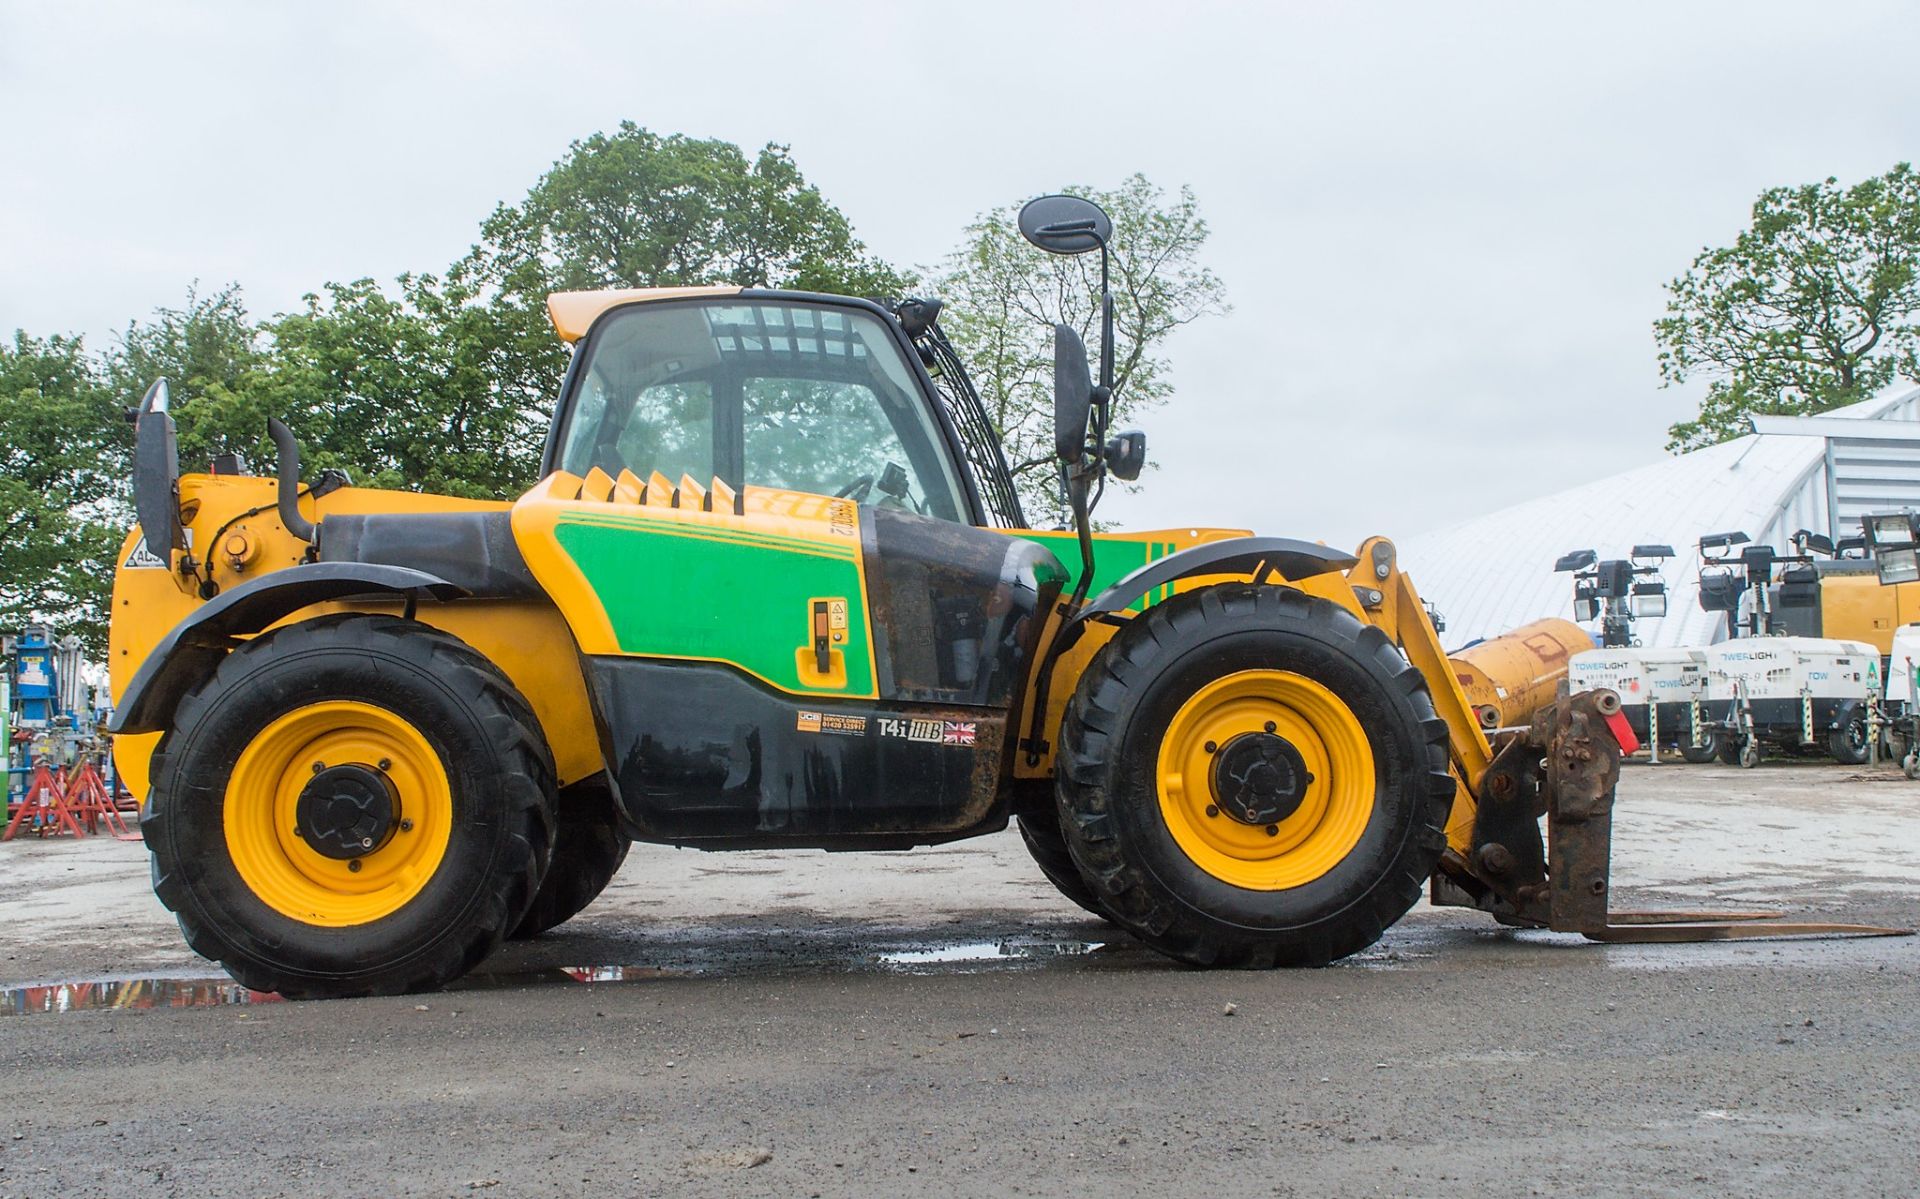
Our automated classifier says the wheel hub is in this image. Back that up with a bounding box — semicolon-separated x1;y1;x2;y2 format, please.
295;764;399;860
1209;732;1314;826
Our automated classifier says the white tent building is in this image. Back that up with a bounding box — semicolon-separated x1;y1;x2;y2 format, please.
1402;384;1920;651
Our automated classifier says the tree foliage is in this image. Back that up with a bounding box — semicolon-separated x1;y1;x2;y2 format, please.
4;125;916;649
0;334;126;655
933;175;1228;525
1662;163;1920;451
474;122;910;300
6;130;1222;656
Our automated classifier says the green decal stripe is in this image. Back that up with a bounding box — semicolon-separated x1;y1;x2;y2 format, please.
1010;532;1173;613
554;520;874;696
558;512;858;560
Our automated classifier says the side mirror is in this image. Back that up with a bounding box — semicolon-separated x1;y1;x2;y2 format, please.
132;378;183;558
1053;323;1094;463
1018;194;1113;256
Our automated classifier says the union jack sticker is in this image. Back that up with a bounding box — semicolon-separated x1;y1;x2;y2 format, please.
942;721;977;746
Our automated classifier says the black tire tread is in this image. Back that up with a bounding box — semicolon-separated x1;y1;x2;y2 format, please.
144;613;556;999
512;775;631;939
1016;804;1113;922
1054;584;1453;969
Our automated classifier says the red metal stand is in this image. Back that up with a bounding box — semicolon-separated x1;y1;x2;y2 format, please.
1;757;136;840
2;760;83;840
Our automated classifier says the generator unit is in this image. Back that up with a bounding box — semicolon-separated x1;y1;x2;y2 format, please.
1568;646;1710;760
1702;636;1879;767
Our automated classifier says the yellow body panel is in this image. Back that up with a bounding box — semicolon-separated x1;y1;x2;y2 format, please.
108;474;602;801
1816;572;1920;654
546;287;744;343
112;474;1529;866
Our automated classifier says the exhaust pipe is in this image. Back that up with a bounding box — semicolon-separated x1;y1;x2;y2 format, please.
267;417;317;543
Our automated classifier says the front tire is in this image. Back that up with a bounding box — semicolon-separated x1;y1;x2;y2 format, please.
144;615;556;999
1055;585;1454;969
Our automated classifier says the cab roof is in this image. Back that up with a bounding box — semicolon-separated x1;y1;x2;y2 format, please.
545;287;744;343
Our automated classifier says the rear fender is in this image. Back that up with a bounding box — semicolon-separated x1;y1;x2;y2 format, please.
108;563;464;735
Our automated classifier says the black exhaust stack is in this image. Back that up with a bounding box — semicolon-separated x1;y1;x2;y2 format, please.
267;417;317;543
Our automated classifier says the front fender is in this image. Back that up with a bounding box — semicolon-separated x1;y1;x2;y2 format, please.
1056;535;1359;652
108;563;465;734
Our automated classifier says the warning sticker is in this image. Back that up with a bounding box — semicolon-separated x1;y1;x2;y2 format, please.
123;538;167;569
797;711;867;737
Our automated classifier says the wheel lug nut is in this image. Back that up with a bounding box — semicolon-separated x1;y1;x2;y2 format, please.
1263;721;1277;733
400;819;414;832
1205;805;1219;818
311;761;326;774
1265;824;1279;837
360;837;374;849
377;759;392;772
1204;741;1217;754
348;860;362;873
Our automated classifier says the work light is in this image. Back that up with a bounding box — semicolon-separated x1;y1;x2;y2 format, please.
1878;546;1920;586
1867;512;1916;548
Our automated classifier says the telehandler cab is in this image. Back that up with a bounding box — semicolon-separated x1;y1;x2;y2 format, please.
109;195;1904;998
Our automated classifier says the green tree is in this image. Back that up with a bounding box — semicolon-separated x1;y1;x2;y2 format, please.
105;283;266;474
932;175;1228;525
0;334;126;655
475;122;910;300
1662;164;1920;451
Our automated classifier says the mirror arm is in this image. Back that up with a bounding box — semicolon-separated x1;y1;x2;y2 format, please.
1096;235;1116;396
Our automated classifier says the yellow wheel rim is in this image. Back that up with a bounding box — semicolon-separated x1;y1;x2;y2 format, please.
1155;669;1375;890
224;701;453;926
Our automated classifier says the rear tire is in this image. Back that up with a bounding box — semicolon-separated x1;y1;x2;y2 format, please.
1055;584;1453;969
1718;735;1744;766
511;774;632;938
144;615;556;999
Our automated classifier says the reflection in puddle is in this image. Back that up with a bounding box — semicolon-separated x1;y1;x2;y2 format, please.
0;965;689;1015
878;938;1104;968
4;975;282;1016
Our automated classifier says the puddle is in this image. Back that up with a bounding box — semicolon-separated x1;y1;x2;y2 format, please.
0;937;1115;1015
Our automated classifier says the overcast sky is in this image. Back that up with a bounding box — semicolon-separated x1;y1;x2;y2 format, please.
5;1;1917;546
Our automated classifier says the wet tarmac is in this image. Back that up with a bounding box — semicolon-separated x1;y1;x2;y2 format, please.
2;764;1916;1196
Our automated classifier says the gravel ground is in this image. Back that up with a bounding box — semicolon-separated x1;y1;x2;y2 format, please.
2;761;1916;1198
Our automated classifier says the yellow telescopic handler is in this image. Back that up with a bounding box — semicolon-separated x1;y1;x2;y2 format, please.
105;194;1906;998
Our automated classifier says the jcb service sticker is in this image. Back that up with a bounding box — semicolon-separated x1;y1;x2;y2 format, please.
796;711;867;737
